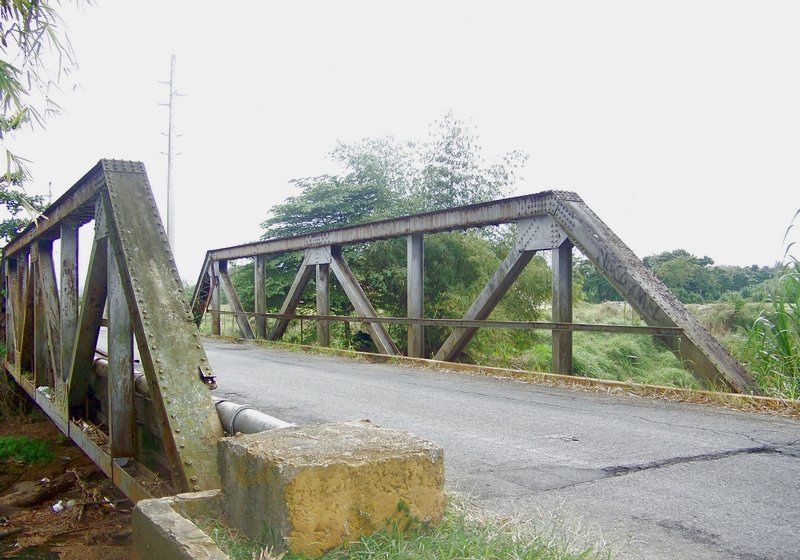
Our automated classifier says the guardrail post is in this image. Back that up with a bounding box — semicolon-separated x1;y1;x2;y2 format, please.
407;233;424;357
552;239;573;375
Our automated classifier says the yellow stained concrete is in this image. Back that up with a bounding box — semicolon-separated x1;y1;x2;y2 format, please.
218;420;445;556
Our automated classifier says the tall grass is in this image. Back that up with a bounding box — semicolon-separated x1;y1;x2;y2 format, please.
744;260;800;398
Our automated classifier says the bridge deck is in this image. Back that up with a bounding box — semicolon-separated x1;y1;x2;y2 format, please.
204;339;800;560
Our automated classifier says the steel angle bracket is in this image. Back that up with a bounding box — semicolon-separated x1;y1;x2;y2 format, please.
100;160;223;492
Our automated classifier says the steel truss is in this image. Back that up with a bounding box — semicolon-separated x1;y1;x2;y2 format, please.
191;191;756;394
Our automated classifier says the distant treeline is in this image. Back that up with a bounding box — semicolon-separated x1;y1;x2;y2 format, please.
577;249;779;304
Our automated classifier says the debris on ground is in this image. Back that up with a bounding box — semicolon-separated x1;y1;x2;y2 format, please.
0;416;131;560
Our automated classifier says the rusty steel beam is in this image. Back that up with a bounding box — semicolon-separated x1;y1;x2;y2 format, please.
217;260;254;339
36;242;62;382
268;255;314;341
434;244;536;362
4;260;16;363
209;263;221;336
546;192;756;393
407;233;424;358
107;233;134;458
254;256;267;338
206;192;560;261
1;159;225;495
316;262;330;346
31;245;49;386
329;246;399;356
215;309;684;335
552;240;573;375
101;164;223;492
60;221;79;381
18;252;35;375
3;162;107;258
194;190;756;393
67;200;108;406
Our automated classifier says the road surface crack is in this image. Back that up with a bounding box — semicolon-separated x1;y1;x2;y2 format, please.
603;445;777;477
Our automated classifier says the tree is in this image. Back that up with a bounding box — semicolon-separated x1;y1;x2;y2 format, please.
0;0;77;243
235;114;548;357
576;258;622;303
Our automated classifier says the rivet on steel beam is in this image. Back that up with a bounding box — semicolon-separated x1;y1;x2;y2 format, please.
184;460;192;466
175;428;180;433
190;476;197;482
193;486;200;491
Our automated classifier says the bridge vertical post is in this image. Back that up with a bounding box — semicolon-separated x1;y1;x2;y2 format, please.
254;256;267;339
18;251;34;375
552;239;573;375
107;235;134;458
60;221;79;381
407;233;424;357
316;263;330;346
210;262;221;336
4;259;15;363
31;243;49;387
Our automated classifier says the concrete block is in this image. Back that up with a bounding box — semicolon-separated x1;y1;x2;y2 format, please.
172;489;223;522
218;420;445;556
133;496;229;560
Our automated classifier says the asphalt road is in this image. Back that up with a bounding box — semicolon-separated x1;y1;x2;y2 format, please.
203;339;800;560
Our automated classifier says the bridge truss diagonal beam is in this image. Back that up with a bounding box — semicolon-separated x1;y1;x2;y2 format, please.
434;244;536;362
329;246;399;356
268;255;314;341
217;260;254;339
2;159;225;495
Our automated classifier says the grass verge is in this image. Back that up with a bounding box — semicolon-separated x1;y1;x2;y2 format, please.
207;502;609;560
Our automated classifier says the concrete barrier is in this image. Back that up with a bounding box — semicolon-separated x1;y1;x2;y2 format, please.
134;421;445;558
219;420;445;556
133;490;228;560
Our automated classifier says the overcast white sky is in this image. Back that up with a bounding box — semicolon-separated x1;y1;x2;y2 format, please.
11;1;800;279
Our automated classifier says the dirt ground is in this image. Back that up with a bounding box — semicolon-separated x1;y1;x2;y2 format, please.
0;415;132;560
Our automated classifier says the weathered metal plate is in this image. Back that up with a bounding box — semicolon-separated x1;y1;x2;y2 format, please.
517;215;567;251
100;160;223;491
305;246;332;265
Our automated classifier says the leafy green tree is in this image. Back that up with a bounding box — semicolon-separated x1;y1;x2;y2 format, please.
575;258;622;303
0;0;77;243
233;113;545;356
411;112;527;212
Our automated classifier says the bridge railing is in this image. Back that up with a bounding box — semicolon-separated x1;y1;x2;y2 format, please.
191;191;757;394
